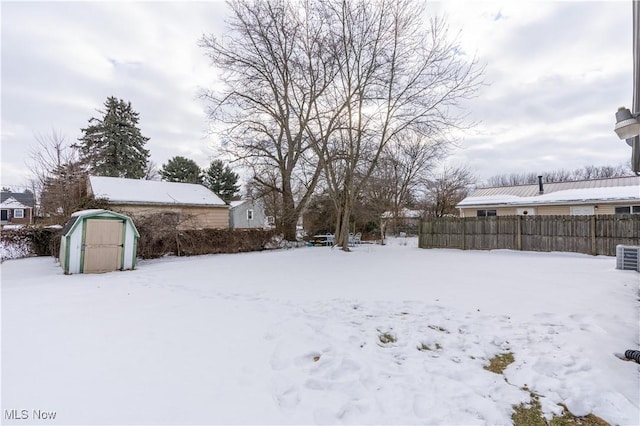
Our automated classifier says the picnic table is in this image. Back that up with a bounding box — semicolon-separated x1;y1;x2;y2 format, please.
309;233;362;246
310;234;335;246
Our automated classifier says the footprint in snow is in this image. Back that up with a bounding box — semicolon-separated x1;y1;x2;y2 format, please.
273;380;300;409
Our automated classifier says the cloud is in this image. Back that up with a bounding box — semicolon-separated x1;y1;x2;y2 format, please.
433;1;634;181
0;0;635;191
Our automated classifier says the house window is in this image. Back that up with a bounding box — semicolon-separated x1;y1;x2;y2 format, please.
615;205;640;214
570;206;595;216
13;209;24;219
476;209;497;217
247;209;254;220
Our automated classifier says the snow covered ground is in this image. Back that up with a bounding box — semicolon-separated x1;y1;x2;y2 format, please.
2;238;639;425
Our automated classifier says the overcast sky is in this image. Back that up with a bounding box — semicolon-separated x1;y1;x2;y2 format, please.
1;1;635;191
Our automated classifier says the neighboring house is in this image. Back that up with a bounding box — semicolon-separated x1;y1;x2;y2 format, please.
87;176;229;229
229;199;269;229
1;191;35;225
457;176;640;217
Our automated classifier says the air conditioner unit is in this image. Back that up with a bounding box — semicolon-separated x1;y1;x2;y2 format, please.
616;245;640;272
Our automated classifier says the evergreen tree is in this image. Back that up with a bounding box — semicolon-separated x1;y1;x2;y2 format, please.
75;96;150;179
203;160;240;202
159;156;203;183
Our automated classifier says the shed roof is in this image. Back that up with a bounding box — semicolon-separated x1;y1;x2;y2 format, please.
62;209;139;237
89;176;226;207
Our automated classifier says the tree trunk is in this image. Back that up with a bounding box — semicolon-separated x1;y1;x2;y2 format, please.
281;189;298;241
335;203;352;251
333;206;343;247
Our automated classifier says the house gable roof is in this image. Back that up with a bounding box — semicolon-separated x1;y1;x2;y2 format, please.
1;191;34;207
458;176;640;208
0;197;31;209
88;176;227;207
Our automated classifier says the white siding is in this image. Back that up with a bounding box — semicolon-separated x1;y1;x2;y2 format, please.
66;223;84;274
229;200;267;229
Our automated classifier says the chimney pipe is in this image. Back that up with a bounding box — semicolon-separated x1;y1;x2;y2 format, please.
538;176;544;194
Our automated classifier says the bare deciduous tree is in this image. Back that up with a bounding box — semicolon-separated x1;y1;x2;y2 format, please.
39;161;89;221
26;129;88;219
201;0;482;247
200;0;336;240
421;165;475;217
369;133;445;234
483;164;632;187
26;129;76;193
316;0;482;249
144;161;161;181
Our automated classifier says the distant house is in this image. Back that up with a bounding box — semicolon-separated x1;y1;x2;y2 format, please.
87;176;229;229
229;199;269;229
1;191;35;226
457;176;640;217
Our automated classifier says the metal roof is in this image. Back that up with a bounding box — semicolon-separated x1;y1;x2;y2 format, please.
469;176;640;198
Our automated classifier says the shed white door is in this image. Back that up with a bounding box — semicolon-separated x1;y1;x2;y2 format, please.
83;219;124;273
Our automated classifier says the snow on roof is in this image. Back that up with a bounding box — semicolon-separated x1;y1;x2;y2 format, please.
0;197;31;209
470;176;640;198
457;185;640;207
229;200;247;208
1;191;34;206
71;209;109;217
89;176;226;206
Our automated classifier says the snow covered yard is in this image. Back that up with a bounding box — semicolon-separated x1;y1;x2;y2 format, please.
1;238;638;425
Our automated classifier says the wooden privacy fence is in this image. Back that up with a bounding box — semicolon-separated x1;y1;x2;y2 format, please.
419;215;640;256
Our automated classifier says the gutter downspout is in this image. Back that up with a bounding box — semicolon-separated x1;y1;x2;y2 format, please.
632;0;640;174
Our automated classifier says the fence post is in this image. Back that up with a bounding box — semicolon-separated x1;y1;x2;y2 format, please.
516;216;522;251
590;215;597;255
461;217;466;250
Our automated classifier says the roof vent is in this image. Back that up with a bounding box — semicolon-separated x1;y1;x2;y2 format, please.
537;175;544;194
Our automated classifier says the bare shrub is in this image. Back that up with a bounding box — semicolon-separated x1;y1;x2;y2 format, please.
133;213;277;259
0;226;61;261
